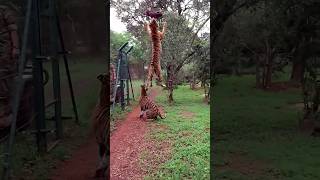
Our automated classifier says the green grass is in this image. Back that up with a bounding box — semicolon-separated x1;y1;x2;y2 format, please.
213;75;320;180
143;86;210;179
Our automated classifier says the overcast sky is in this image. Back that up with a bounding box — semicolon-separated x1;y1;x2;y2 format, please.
110;7;210;34
110;7;127;33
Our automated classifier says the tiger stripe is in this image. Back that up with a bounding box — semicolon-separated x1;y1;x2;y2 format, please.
139;84;166;120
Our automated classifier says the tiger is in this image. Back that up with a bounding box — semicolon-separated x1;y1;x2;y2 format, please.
139;84;166;120
144;18;167;90
91;73;110;178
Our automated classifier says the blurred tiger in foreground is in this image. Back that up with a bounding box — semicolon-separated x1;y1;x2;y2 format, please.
139;84;166;121
91;73;110;178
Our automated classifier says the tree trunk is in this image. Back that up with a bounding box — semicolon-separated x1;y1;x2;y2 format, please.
191;74;196;90
291;60;304;83
167;64;174;104
236;58;241;76
265;56;273;88
262;39;274;89
255;56;262;88
168;89;174;103
290;41;307;83
262;57;267;88
208;86;211;104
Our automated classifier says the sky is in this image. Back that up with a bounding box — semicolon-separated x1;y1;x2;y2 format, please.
110;7;127;33
110;7;210;34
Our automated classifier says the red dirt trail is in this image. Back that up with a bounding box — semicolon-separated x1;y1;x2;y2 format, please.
50;139;99;180
110;90;157;180
50;90;157;180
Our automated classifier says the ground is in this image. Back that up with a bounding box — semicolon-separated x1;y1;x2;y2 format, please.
214;75;320;180
50;85;210;179
0;60;210;179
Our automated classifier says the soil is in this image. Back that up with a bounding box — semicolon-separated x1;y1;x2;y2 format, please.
110;89;157;180
50;139;99;180
50;89;159;180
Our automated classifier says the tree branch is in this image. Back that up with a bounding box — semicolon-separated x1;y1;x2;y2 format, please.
190;16;210;46
174;50;196;74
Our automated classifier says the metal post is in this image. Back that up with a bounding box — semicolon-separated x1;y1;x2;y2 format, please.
122;53;130;105
49;0;62;139
125;46;134;101
128;66;134;100
33;0;47;154
1;0;33;178
126;79;130;105
54;3;79;124
120;80;125;110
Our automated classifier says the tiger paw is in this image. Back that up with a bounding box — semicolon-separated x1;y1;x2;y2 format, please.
139;111;144;119
139;111;147;121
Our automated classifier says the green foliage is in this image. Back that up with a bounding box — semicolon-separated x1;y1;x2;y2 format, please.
110;30;144;64
213;0;320;76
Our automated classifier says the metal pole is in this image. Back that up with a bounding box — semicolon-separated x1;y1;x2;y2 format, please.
1;0;33;179
33;0;47;153
54;3;79;124
49;0;62;139
127;53;134;100
126;79;130;105
120;80;125;110
123;53;130;105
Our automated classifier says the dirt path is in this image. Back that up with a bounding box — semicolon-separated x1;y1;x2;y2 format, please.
110;89;157;180
50;138;99;180
50;89;157;180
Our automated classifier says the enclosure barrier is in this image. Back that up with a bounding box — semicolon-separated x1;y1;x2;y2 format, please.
1;0;79;179
111;42;134;113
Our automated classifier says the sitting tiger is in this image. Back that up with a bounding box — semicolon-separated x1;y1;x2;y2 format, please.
91;73;110;178
139;84;166;120
144;18;167;90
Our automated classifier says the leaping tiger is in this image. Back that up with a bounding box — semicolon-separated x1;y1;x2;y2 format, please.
144;18;167;90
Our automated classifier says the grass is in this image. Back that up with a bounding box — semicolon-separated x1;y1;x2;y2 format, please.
142;85;210;179
213;75;320;180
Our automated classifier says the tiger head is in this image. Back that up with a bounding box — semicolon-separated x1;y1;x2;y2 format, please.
140;84;148;96
149;19;158;32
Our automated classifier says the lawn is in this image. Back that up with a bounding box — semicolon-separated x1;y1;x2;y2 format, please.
142;85;210;179
213;75;320;180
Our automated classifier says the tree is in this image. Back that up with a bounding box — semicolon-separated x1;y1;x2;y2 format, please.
211;0;261;92
110;31;144;64
111;0;210;102
285;1;320;82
